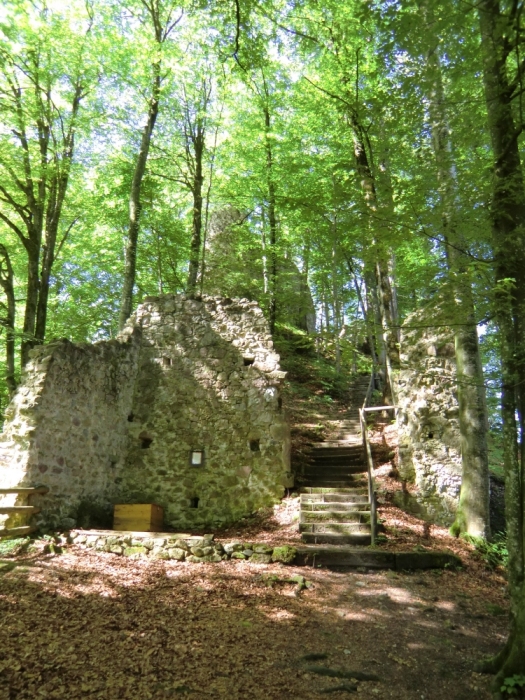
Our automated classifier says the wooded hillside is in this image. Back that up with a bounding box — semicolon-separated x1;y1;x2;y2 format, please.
1;0;525;691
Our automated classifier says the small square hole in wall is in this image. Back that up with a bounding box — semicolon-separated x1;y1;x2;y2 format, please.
249;439;260;452
127;413;134;422
189;497;200;508
140;437;153;449
162;356;172;367
243;356;255;366
190;450;204;466
277;397;282;411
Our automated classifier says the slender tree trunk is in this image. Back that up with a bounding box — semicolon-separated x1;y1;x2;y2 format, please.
264;105;278;334
423;18;490;538
260;207;269;295
346;257;379;373
349;118;400;379
0;244;16;396
477;0;525;684
21;235;42;367
199;120;220;296
35;84;81;344
187;135;204;296
118;63;160;330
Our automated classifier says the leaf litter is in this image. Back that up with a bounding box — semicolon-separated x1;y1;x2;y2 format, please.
0;542;508;700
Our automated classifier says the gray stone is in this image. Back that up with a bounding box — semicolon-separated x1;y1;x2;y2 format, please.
123;546;148;556
271;546;297;564
191;546;205;557
250;553;272;564
173;539;191;551
151;547;170;560
253;544;273;554
167;547;186;561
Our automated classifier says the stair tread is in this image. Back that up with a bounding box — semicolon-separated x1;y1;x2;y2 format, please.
299;487;368;493
0;506;40;513
301;533;372;545
300;523;372;533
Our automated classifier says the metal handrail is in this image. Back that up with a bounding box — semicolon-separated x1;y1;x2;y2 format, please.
359;373;396;546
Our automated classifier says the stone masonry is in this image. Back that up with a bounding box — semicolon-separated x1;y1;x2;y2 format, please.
0;295;291;531
395;311;462;525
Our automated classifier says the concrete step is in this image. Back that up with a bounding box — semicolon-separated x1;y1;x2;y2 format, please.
300;492;369;503
295;546;395;569
295;547;462;571
300;522;372;534
311;455;365;466
300;487;368;495
301;510;371;524
313;444;362;452
301;501;370;511
299;480;367;489
301;532;372;546
305;465;367;476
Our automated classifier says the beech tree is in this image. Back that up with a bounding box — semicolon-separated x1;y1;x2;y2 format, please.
476;0;525;685
0;0;96;365
117;0;183;329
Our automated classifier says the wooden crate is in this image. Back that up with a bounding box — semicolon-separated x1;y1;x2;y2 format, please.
113;504;164;532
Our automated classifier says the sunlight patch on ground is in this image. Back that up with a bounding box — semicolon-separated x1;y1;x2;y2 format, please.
265;608;296;621
339;611;369;621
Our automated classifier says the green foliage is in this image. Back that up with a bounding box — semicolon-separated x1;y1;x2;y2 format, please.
462;533;508;570
0;537;29;557
501;675;525;697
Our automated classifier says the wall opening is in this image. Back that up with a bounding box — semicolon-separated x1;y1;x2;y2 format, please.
189;497;200;508
140;437;153;449
127;413;134;422
249;439;260;452
243;356;255;366
190;450;204;466
162;356;172;367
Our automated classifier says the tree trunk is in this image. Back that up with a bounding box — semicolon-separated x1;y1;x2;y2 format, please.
349;117;400;380
35;83;82;344
477;0;525;684
423;13;490;538
118;62;160;330
0;244;17;396
186;134;204;296
20;235;42;367
264;105;278;335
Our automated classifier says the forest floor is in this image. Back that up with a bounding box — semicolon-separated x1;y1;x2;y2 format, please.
0;340;510;699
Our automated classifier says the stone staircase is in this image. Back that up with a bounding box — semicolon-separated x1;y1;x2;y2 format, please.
297;376;373;546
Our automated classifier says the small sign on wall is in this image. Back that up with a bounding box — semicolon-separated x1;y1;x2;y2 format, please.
190;450;204;466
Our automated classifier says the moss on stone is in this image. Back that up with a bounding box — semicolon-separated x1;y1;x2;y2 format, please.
271;546;297;564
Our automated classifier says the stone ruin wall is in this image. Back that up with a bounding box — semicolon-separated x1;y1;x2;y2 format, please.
0;336;140;530
395;312;462;525
0;295;291;531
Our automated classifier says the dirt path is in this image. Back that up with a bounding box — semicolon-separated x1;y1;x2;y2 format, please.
0;548;508;699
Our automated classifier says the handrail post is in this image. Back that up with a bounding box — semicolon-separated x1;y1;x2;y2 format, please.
360;406;376;546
